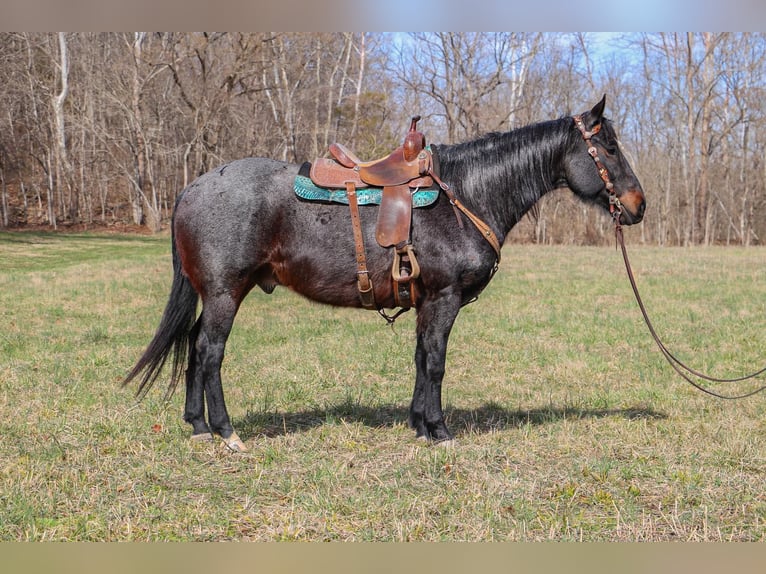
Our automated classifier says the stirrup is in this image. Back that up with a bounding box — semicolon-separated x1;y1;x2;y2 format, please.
392;244;420;282
392;244;420;309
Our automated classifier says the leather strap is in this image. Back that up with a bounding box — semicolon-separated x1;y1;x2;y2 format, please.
447;193;502;259
615;222;766;399
346;182;376;309
428;168;502;261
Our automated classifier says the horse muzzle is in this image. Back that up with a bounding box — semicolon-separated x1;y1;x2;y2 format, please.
617;189;646;225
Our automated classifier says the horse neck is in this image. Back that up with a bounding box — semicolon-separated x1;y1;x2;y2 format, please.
436;118;574;240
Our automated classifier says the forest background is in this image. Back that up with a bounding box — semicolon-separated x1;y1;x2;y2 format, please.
1;32;765;246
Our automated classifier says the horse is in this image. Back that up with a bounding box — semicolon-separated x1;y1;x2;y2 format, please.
123;96;645;451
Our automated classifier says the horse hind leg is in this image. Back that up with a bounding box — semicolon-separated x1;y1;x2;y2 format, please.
188;293;248;452
184;318;214;441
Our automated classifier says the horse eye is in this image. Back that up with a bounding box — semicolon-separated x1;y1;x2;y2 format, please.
603;143;618;156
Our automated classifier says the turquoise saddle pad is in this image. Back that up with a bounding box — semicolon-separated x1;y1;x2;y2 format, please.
294;174;439;208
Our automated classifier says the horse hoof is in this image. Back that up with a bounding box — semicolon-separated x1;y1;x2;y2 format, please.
222;432;248;452
190;432;214;443
434;438;456;448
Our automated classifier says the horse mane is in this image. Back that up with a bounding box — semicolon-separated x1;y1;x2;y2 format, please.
434;116;581;229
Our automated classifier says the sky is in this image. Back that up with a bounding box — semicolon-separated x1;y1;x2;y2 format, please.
4;0;766;32
588;33;640;67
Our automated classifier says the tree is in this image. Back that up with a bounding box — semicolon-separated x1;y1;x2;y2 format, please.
1;32;766;244
636;33;766;245
52;33;76;223
392;33;542;142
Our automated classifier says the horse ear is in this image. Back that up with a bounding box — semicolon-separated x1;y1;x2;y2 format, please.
585;94;607;128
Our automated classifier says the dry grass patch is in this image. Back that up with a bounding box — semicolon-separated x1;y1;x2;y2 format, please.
2;231;766;540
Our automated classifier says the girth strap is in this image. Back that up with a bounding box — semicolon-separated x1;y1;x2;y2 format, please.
345;182;376;309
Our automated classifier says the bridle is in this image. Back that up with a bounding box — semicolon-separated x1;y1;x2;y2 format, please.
573;115;766;399
573;115;624;223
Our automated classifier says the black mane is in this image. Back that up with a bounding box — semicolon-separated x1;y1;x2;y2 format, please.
434;116;582;232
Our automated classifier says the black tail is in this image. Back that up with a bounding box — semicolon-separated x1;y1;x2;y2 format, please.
123;231;199;399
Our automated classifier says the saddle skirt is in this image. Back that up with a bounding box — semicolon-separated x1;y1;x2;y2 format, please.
294;169;439;208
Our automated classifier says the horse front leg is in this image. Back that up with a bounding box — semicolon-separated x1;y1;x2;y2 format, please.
409;291;461;443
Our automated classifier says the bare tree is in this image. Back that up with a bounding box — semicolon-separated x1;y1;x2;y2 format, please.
394;33;540;141
635;32;765;245
19;33;57;228
2;32;766;245
52;33;76;223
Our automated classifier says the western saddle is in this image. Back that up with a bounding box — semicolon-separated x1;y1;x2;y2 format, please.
308;116;502;317
309;116;433;312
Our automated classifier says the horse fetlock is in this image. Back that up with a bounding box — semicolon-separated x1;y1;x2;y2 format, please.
408;413;430;438
426;420;453;443
410;414;454;444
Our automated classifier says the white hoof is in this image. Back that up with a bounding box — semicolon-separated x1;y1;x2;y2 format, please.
222;431;248;452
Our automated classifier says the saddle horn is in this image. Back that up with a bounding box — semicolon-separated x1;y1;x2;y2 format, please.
404;116;426;163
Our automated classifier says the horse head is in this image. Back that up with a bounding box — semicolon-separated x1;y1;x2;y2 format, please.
565;95;646;226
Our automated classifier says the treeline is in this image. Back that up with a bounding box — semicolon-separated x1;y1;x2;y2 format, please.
1;32;765;245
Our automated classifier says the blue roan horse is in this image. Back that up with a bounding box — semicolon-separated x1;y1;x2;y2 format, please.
124;96;645;451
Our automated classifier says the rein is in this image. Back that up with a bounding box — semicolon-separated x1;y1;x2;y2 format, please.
574;115;766;400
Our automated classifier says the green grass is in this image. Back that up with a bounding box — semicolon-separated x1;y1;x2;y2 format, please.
2;229;766;540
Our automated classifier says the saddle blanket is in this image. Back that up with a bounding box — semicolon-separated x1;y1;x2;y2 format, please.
294;173;439;208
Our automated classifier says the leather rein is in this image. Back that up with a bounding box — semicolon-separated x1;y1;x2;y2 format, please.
573;115;766;400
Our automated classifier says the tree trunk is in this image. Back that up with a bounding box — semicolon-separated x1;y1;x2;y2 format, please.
349;33;366;147
131;32;146;227
0;167;8;227
53;32;75;224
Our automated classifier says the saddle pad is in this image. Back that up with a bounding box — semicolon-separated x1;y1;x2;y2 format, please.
294;174;439;208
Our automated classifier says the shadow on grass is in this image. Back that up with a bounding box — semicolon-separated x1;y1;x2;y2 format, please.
234;400;667;440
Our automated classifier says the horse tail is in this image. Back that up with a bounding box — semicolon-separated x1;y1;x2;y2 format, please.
123;226;199;400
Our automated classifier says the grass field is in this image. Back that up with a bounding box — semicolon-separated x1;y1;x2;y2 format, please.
2;229;766;541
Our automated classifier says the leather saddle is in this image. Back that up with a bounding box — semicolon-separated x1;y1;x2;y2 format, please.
309;116;434;311
310;116;433;248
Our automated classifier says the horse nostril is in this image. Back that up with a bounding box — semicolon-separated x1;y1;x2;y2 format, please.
638;199;646;218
